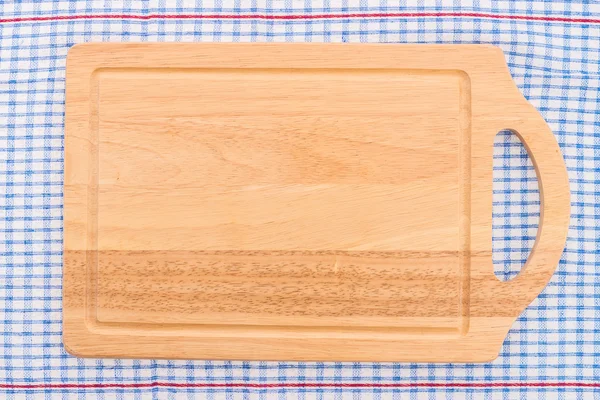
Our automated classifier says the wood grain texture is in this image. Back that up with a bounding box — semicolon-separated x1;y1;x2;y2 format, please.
63;43;570;362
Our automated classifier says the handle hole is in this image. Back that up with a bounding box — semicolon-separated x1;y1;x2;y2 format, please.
493;130;540;282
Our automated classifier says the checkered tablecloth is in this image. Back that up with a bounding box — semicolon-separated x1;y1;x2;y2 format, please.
1;1;599;399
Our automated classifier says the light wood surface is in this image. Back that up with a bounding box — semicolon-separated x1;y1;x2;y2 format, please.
63;43;570;362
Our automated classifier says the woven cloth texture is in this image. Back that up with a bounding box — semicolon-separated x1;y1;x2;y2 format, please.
1;1;599;399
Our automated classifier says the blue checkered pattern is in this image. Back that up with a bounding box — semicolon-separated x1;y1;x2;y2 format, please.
1;1;599;399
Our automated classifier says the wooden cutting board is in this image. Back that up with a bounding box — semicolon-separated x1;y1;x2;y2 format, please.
63;43;570;362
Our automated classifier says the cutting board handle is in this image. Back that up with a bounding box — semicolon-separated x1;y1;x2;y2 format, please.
491;106;570;305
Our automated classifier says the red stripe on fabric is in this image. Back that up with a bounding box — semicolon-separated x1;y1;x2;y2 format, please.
0;12;600;24
1;382;600;390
